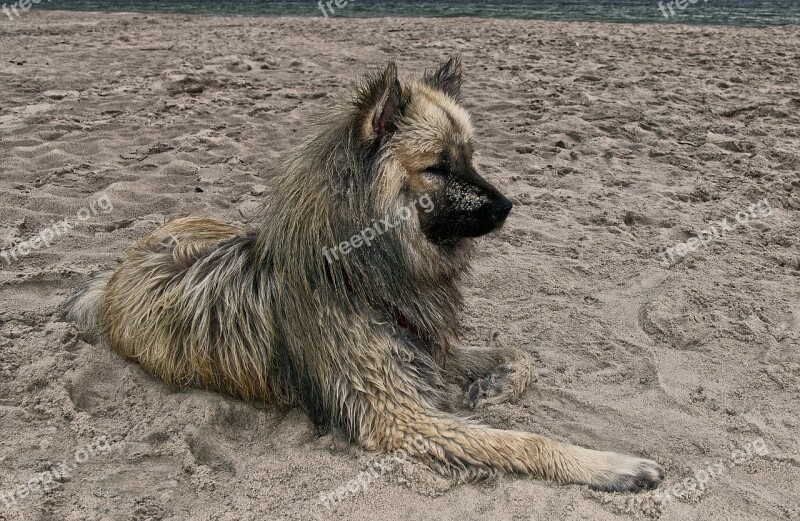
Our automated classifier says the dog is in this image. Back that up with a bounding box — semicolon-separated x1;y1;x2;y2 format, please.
63;56;664;492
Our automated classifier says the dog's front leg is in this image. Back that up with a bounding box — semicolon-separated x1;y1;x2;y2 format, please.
446;346;534;409
346;340;663;492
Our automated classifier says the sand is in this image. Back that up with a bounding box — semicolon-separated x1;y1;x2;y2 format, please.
0;10;799;521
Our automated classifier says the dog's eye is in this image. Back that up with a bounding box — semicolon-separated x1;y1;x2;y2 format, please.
423;166;447;177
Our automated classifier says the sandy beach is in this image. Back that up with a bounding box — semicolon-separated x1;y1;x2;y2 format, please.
0;10;799;520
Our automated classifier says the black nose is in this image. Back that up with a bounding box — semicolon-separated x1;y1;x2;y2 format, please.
492;197;513;222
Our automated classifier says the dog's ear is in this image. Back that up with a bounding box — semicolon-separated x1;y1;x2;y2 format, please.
425;56;462;100
358;61;405;143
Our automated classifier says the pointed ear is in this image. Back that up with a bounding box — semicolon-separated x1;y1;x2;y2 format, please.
424;56;462;100
358;61;405;143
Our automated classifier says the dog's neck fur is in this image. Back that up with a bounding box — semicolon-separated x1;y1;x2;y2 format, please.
254;106;471;364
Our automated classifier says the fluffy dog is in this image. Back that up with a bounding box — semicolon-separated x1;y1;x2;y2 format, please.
63;57;664;492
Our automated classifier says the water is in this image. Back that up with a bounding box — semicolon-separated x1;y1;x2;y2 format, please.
30;0;800;26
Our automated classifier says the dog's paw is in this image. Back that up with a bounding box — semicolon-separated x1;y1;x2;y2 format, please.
465;366;514;409
583;451;665;492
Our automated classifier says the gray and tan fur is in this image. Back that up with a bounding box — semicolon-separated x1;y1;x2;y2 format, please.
63;57;663;492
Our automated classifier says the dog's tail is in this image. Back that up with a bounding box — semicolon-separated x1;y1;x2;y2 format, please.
60;270;113;330
353;373;664;492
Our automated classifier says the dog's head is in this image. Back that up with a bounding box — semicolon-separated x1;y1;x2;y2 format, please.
355;57;513;248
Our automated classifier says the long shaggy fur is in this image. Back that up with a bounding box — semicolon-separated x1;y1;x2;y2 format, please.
63;57;663;492
60;270;113;331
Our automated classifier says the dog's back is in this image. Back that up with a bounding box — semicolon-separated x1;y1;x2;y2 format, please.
64;217;241;327
63;217;286;403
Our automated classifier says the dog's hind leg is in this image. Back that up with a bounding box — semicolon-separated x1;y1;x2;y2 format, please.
446;346;534;409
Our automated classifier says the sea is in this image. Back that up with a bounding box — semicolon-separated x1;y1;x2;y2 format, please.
32;0;800;26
